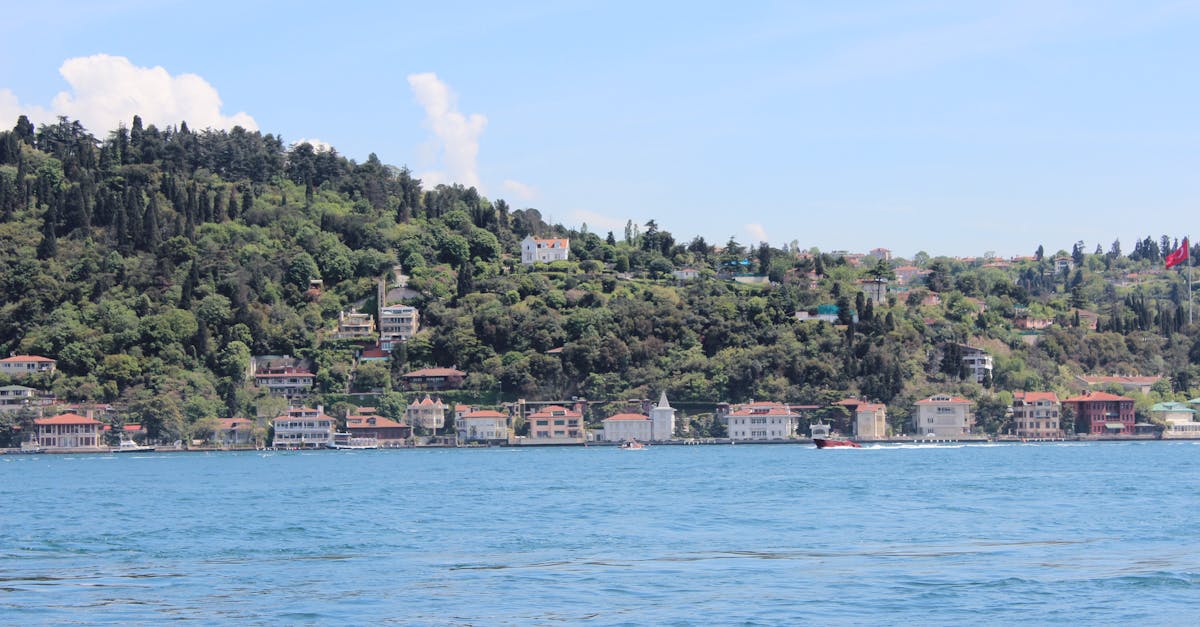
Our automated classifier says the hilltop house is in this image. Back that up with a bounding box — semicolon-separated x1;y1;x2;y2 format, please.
959;345;993;384
379;304;419;350
401;367;466;391
33;413;103;450
912;395;974;437
250;356;315;400
1063;392;1135;435
726;401;799;441
0;385;38;412
0;355;56;378
272;406;334;449
521;235;570;264
1011;391;1062;438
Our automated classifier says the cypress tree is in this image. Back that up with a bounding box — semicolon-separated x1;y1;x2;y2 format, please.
143;194;162;250
37;205;58;259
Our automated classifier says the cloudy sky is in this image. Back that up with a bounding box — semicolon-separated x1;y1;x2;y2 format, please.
3;1;1199;258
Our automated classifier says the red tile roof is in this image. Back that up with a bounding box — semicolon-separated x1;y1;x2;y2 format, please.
527;405;582;419
856;403;886;412
218;418;254;429
346;414;407;429
1;355;55;363
34;413;100;425
360;348;389;359
462;410;507;419
604;413;649;421
1013;391;1059;403
1063;392;1132;403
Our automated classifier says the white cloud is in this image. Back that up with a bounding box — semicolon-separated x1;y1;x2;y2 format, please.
572;209;628;233
407;72;487;190
292;138;335;153
745;223;769;243
2;54;256;134
502;179;538;201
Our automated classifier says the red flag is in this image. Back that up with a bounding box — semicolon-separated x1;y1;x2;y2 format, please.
1166;237;1189;268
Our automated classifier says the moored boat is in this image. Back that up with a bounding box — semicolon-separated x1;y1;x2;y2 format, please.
620;439;646;450
111;438;155;453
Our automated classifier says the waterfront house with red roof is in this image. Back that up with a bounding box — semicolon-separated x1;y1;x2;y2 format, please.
521;235;570;264
346;408;411;446
216;418;256;448
1063;392;1135;435
1011;391;1062;438
401;367;466;391
455;409;509;443
0;355;56;378
34;413;102;449
405;395;447;431
912;395;974;437
525;405;585;442
602;412;652;442
726;401;799;441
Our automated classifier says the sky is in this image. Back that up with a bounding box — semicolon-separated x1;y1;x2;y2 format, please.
2;1;1199;259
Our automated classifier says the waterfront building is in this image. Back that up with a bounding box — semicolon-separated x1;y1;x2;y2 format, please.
853;402;888;440
1154;401;1200;439
525;405;585;441
216;418;256;448
912;395;974;437
1012;391;1062;438
0;355;56;378
602;413;652;442
726;401;799;441
456;409;509;443
1062;392;1135;435
272;406;334;449
405;395;447;431
33;413;103;449
345;408;411;446
521;235;570;264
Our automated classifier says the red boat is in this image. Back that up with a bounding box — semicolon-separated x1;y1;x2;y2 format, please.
813;437;861;449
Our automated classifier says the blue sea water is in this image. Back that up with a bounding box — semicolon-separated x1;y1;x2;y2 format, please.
2;441;1199;625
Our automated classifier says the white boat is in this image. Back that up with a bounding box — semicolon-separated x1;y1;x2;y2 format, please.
329;433;379;449
111;437;155;453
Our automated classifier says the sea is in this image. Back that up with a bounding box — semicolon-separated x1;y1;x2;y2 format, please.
2;441;1199;626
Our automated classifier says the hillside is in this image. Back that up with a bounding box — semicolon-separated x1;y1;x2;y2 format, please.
1;114;1197;442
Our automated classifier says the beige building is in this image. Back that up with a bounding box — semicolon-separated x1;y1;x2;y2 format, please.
34;413;103;449
332;309;376;340
405;395;447;432
272;406;334;449
726;401;799;441
1156;401;1200;439
525;405;585;442
912;395;974;437
1012;391;1061;438
854;402;888;440
379;304;419;350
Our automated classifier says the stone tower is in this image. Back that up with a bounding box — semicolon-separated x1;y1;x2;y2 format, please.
650;391;676;441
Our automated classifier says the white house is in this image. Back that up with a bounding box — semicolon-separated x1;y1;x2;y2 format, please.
602;412;652;442
959;345;993;384
521;235;570;264
272;406;334;449
912;395;974;437
0;355;57;378
726;401;799;441
0;385;38;412
379;304;419;350
405;395;447;431
456;409;509;443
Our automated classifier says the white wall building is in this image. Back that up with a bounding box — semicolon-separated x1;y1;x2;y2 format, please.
457;409;509;442
272;406;334;449
379;304;419;350
726;401;799;441
912;395;974;437
0;355;56;377
521;236;570;264
854;402;888;439
603;413;652;442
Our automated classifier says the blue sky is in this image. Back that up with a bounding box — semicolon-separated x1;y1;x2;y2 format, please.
3;1;1198;259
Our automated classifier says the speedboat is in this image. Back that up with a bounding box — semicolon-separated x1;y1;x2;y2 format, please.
620;439;646;450
813;437;861;449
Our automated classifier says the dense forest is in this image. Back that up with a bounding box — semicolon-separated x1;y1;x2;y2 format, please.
1;114;1198;443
